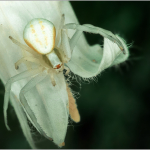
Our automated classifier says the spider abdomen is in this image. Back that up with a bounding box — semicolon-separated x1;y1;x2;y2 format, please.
23;18;56;55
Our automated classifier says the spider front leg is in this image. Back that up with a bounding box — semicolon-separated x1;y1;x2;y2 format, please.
56;29;72;75
60;29;72;63
55;14;65;47
63;23;126;54
4;67;43;130
15;57;42;70
15;57;57;86
55;27;71;63
9;36;40;57
47;69;56;86
55;14;72;64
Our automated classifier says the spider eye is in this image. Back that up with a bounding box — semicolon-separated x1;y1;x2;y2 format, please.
23;18;56;55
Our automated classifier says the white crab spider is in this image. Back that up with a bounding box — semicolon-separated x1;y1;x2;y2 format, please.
4;14;125;144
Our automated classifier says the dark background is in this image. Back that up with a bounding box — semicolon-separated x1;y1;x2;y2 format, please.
0;1;150;149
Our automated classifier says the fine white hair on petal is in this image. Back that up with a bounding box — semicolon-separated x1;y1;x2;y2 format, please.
111;35;129;66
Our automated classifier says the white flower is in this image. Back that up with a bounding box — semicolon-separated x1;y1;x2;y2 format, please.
0;1;129;148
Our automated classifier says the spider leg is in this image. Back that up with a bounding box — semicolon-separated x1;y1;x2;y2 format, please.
55;14;65;47
47;69;56;86
4;67;43;130
9;36;40;57
55;14;72;63
19;72;52;140
59;30;72;63
69;30;83;52
63;23;126;54
15;55;53;72
15;57;44;70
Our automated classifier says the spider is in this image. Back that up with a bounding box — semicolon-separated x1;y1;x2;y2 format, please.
4;14;125;142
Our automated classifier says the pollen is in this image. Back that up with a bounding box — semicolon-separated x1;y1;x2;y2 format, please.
92;59;97;63
59;142;65;147
67;85;80;123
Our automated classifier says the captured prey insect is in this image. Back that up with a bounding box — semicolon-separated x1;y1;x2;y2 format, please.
4;14;125;145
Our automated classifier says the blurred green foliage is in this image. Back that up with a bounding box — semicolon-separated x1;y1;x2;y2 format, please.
0;1;150;149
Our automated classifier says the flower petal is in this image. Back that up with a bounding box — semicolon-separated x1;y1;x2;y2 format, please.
67;34;129;78
10;94;37;149
24;72;69;146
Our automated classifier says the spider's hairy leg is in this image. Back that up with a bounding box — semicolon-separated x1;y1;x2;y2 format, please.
15;57;42;70
55;14;65;46
19;72;52;140
4;67;43;130
63;23;126;54
47;69;56;86
59;30;71;63
69;30;83;51
9;36;40;57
